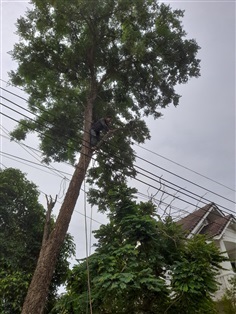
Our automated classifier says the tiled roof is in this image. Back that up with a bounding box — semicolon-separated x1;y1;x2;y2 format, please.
177;203;236;239
200;215;233;237
177;203;213;233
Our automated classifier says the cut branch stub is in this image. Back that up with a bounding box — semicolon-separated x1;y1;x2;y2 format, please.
42;195;58;245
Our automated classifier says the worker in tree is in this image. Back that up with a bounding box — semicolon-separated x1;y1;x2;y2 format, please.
90;116;112;149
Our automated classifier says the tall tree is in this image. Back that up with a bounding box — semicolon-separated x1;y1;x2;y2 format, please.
0;168;75;313
9;0;200;312
52;185;224;314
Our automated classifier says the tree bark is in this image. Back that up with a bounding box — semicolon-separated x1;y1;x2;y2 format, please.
21;99;94;314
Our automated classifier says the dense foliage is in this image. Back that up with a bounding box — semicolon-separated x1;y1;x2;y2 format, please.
52;185;225;314
0;168;75;313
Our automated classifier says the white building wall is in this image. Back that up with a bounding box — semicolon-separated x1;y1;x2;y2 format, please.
214;239;235;300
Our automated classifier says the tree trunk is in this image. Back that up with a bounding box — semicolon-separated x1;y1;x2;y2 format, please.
21;100;93;314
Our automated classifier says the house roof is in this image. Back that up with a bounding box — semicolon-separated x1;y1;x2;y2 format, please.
177;203;235;238
199;214;233;237
177;203;213;233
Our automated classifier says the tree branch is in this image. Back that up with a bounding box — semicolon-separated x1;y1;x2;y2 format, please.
42;195;58;246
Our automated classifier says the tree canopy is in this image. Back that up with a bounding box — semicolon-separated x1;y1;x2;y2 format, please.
10;0;200;212
0;168;75;313
52;185;224;314
10;0;200;163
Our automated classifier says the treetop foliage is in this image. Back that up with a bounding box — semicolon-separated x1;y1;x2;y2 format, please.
9;0;201;211
10;0;200;164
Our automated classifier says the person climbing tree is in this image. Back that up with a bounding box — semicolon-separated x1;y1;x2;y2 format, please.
90;116;112;149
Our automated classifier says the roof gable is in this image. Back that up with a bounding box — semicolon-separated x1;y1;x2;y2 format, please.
177;203;234;238
199;214;234;237
177;203;213;233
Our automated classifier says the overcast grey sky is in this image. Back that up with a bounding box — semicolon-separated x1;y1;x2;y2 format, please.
0;0;235;261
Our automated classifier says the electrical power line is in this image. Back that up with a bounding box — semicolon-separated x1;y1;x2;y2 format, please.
1;87;235;208
1;89;235;214
1;125;234;234
1;103;235;216
1;83;235;194
1;125;74;168
0;130;194;217
135;143;236;193
0;151;72;177
2;149;234;236
2;140;236;223
1;95;235;210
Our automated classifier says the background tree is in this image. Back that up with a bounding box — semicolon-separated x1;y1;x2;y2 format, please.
169;236;224;314
9;0;200;312
0;168;75;313
52;185;225;314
